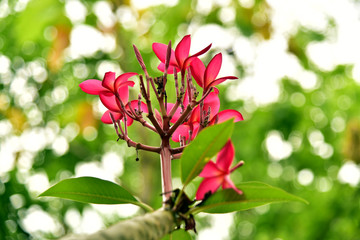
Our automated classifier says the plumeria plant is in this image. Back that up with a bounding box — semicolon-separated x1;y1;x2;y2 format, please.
40;35;307;240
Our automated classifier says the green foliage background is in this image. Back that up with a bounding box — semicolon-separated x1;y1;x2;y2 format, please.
0;0;359;239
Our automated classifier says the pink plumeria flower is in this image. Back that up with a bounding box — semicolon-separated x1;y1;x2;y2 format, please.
196;140;244;200
171;92;243;142
152;35;211;74
190;53;238;93
79;71;138;112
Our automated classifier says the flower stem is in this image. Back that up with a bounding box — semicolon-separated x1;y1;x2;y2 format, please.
160;137;173;204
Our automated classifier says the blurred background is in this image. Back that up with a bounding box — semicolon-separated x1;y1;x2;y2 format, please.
1;0;360;239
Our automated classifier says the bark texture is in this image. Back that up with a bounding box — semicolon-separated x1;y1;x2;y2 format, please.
61;210;176;240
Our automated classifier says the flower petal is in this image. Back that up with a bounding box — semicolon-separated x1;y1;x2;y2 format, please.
117;82;134;103
99;92;120;112
126;100;149;114
216;140;234;172
114;72;138;90
196;176;223;200
79;80;104;95
199;161;224;178
206;76;238;90
175;35;191;69
190;58;205;88
210;109;244;125
171;124;190;142
152;43;177;65
101;110;123;124
222;175;243;194
157;63;180;74
102;72;116;92
204;53;222;90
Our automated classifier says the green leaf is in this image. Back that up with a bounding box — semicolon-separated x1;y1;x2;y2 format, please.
160;229;192;240
192;182;308;214
180;120;234;187
39;177;152;211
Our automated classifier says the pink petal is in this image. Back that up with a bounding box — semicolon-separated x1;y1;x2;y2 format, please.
206;76;238;90
182;43;212;70
210;109;244;125
157;63;180;74
175;35;191;69
102;72;116;92
216;140;234;172
189;92;220;123
171;124;190;142
114;72;138;90
99;92;120;112
117;85;131;103
152;43;177;65
204;91;220;120
196;176;223;200
190;122;200;140
101;110;123;124
204;53;222;90
222;175;243;194
199;161;224;178
190;58;205;88
79;80;104;95
167;103;182;123
125;100;149;114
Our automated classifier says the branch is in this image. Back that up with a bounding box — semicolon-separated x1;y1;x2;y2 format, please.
60;210;176;240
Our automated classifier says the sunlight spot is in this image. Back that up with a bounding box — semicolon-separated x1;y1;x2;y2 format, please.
73;63;89;79
20;128;47;152
83;126;98;141
65;0;87;23
218;7;236;24
116;6;138;30
338;161;360;187
267;162;283;178
92;204;139;218
80;207;104;234
238;0;254;8
0;120;12;137
331;116;345;133
52;136;69;156
69;25;115;58
316;177;333;192
131;0;178;10
51;86;68;104
27;172;50;194
265;131;293;161
62;122;80;141
96;60;121;79
101;152;124;177
93;1;116;28
65;208;81;233
0;55;10;74
10;194;25;209
352;63;360;84
22;206;63;236
28;61;48;83
297;169;314;186
17;151;35;171
198;212;235;240
290;92;306;107
75;161;114;181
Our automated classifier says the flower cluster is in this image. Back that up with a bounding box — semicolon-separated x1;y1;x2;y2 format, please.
80;35;244;200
